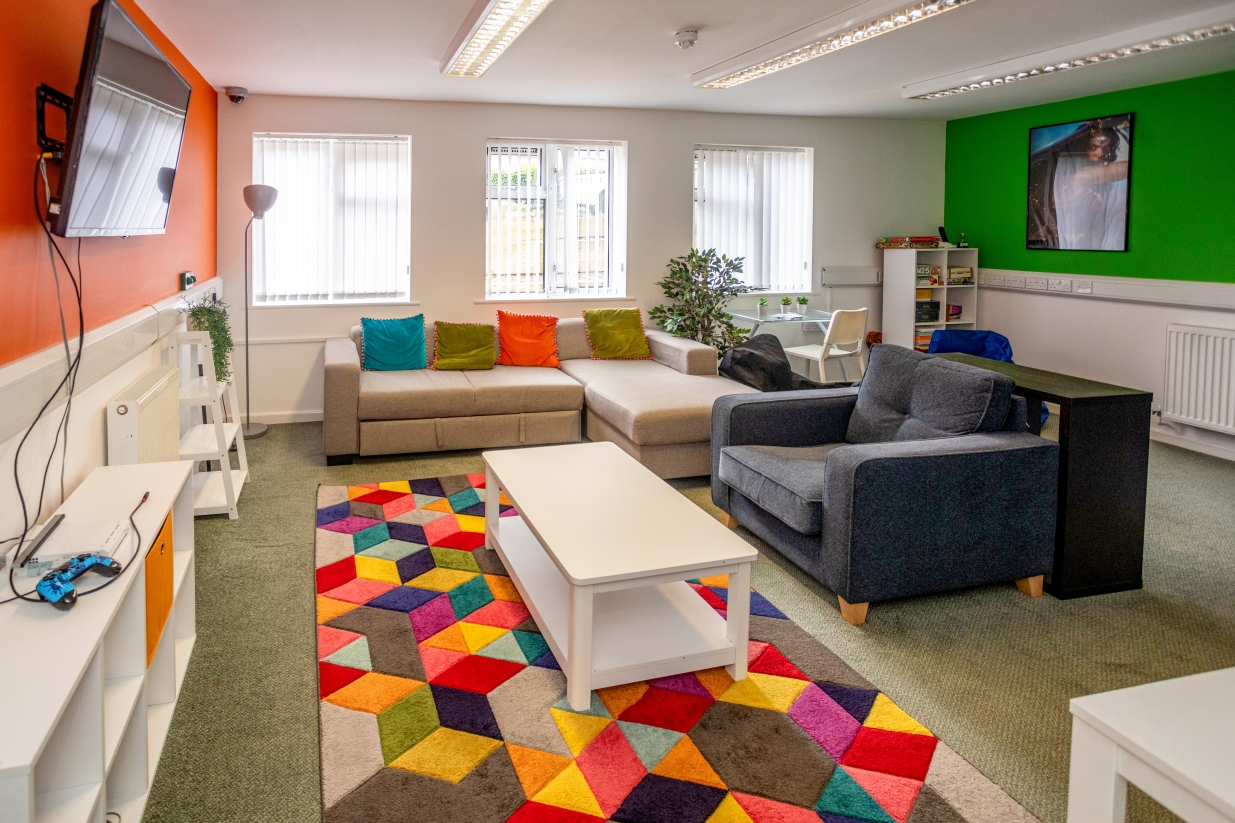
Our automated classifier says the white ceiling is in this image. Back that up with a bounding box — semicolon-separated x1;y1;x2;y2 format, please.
137;0;1235;119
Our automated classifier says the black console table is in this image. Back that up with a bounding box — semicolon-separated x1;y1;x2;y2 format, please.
937;354;1152;599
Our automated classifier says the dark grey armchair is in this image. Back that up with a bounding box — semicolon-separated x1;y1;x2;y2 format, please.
711;344;1059;625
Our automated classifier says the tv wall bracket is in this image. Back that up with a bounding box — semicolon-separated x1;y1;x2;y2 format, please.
37;84;73;155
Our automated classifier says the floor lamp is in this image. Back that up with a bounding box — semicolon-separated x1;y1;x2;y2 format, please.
242;184;278;439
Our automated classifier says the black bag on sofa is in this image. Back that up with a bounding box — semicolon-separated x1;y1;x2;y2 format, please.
719;334;851;392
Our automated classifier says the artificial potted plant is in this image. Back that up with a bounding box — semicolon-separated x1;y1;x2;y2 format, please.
181;294;235;383
757;296;768;318
780;296;793;317
797;295;810;316
648;248;752;355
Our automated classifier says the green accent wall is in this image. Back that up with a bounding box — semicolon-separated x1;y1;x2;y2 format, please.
944;69;1235;283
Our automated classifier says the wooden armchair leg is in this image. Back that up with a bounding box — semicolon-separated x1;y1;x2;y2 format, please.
1015;575;1044;597
719;512;739;530
838;596;869;626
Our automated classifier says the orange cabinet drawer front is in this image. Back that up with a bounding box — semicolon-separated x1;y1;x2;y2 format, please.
145;513;174;667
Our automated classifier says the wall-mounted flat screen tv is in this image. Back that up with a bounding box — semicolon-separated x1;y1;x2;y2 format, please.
52;0;192;237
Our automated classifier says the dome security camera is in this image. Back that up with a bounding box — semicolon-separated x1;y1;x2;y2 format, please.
225;86;249;104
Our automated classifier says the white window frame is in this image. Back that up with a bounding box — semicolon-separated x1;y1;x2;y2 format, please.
692;144;813;293
485;139;627;299
251;132;412;306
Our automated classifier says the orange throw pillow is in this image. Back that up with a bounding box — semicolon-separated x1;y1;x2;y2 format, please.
496;310;561;368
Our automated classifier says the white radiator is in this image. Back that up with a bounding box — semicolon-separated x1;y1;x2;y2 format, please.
107;365;181;465
1163;324;1235;436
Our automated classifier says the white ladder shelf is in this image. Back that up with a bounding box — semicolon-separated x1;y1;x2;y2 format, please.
170;331;248;519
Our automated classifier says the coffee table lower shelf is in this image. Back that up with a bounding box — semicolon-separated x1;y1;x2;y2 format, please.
488;515;744;706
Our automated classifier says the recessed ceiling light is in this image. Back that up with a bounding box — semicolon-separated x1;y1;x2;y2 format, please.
441;0;556;78
911;21;1235;99
697;0;979;90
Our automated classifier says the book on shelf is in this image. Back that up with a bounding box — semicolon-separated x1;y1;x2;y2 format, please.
914;332;933;352
947;265;974;285
916;264;941;277
916;288;933;299
946;304;963;320
916;275;944;286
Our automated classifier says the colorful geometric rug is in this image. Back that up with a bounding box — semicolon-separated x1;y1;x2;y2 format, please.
314;475;1037;823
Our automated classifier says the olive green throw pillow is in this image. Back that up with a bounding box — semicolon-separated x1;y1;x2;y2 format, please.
583;308;652;360
432;322;496;370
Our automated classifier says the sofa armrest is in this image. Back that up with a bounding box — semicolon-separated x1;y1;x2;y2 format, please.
711;388;860;509
644;328;718;376
324;337;361;457
821;433;1059;602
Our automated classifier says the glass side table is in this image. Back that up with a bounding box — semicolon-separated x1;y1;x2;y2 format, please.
728;308;833;336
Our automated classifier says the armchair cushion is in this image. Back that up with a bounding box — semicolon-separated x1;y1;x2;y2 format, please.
718;444;845;534
846;345;1014;444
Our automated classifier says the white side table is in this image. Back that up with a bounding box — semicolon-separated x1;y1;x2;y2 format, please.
1068;667;1235;823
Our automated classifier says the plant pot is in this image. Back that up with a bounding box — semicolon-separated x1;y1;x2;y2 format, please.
756;305;768;318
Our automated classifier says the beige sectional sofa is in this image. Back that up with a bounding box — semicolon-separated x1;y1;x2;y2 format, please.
323;317;758;478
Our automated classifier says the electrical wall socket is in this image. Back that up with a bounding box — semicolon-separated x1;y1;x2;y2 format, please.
1005;275;1026;289
1048;278;1072;292
980;273;1004;287
1025;276;1048;291
1074;280;1093;294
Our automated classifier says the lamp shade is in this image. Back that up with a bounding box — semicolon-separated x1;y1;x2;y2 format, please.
243;184;278;219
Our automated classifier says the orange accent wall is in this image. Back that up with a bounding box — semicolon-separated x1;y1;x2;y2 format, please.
0;0;216;367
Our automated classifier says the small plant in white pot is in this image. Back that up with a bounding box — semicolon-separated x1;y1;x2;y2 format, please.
757;297;768;318
797;295;810;315
779;296;793;318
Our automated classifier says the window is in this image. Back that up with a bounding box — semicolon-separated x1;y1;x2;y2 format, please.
693;145;813;292
252;134;410;304
485;140;626;298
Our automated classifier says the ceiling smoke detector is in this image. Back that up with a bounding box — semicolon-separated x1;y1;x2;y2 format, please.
675;29;698;50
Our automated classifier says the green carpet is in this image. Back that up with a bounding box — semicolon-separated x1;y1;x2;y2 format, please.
145;421;1235;823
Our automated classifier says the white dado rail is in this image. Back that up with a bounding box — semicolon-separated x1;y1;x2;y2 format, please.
0;278;222;444
979;269;1235;312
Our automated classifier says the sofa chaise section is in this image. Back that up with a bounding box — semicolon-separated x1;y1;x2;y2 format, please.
555;320;759;479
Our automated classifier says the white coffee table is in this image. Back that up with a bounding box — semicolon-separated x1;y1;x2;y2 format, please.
1068;667;1235;823
483;441;759;711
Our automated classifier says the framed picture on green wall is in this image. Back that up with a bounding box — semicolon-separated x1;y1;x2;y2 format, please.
1027;113;1133;251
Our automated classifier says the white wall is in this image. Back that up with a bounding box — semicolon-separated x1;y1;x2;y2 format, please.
978;283;1235;459
0;280;220;561
218;94;945;421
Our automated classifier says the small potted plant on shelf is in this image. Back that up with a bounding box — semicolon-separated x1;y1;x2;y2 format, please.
779;296;793;317
796;295;810;316
757;296;768;318
181;294;234;383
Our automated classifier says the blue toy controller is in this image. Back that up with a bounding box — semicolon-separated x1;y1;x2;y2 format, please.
36;553;123;610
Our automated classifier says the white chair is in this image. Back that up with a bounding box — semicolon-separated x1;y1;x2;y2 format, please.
784;308;869;382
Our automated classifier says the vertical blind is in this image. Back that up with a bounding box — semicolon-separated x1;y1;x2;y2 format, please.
486;141;618;298
252;134;411;303
693;146;813;292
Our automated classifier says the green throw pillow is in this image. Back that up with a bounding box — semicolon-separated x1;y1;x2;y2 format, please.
432;322;496;370
361;315;426;371
583;308;651;360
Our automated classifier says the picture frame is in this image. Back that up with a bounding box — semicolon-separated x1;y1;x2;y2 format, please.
1026;113;1133;251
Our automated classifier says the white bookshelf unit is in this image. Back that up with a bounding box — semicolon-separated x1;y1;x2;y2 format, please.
0;462;195;823
882;247;979;350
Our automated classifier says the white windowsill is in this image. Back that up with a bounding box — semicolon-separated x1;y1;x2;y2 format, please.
251;300;421;309
475;295;634;304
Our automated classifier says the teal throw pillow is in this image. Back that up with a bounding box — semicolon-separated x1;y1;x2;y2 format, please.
361;316;427;371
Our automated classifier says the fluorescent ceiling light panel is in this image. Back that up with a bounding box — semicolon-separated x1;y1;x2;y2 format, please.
904;3;1235;100
694;0;979;90
441;0;555;78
